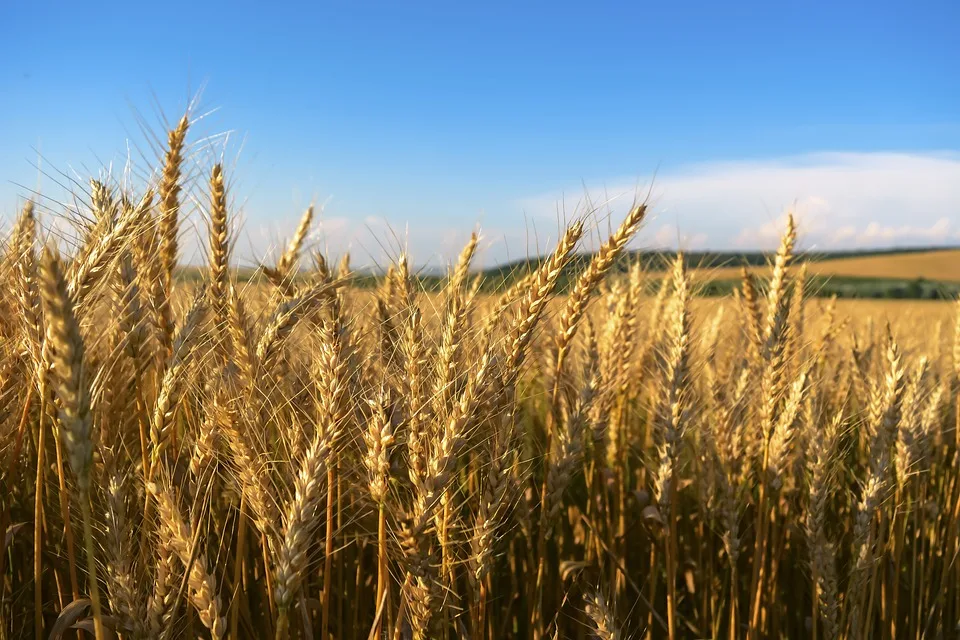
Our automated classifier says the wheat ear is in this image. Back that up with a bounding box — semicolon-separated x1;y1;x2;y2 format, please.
38;247;105;640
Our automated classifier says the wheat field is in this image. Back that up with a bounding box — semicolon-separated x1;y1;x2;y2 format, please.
1;116;959;640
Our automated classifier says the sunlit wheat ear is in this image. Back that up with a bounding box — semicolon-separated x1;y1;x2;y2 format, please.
102;471;143;637
273;414;336;617
311;249;330;282
766;368;809;490
113;252;147;361
335;252;351;279
274;320;348;632
762;212;796;357
848;329;905;637
38;245;106;638
470;411;514;587
190;390;221;479
788;262;808;345
364;389;395;634
221;396;278;539
479;268;535;338
226;283;257;386
68;188;153;309
398;515;438;640
159;114;189;292
544;401;589;532
148;540;179;636
134;214;174;359
89;179;120;232
363;391;395;505
276;204;315;279
11;201;41;352
869;327;906;460
554;203;646;366
435;232;478;413
916;383;944;465
147;480;226;639
394;255;429;478
738;267;762;353
583;589;620;640
649;252;694;640
504;219;585;387
806;409;843;640
39;247;94;489
149;288;207;469
255;280;340;375
208;163;230;326
652;253;692;509
312;311;350;432
895;357;930;487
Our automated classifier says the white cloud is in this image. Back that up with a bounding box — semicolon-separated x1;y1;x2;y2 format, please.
652;223;708;250
515;151;960;251
857;217;953;243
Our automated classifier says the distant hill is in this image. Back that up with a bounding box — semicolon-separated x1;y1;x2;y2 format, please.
485;246;960;279
475;246;960;300
174;247;960;300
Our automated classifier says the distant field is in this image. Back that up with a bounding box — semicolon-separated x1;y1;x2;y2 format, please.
698;248;960;282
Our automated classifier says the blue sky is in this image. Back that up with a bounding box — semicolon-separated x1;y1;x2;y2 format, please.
2;0;958;266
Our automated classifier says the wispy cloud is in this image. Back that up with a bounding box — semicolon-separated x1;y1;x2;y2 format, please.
651;223;709;250
515;151;960;252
